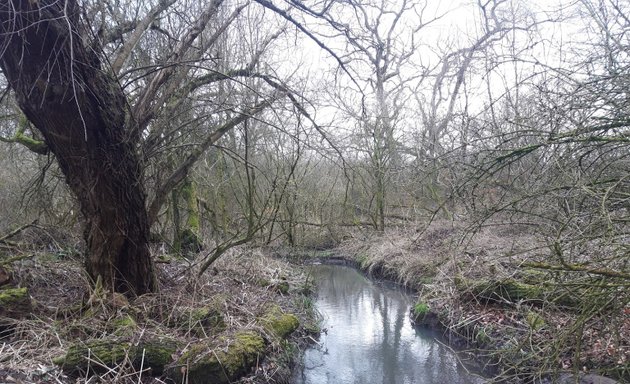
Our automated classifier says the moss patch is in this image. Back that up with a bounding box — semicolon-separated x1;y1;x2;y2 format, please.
137;340;178;375
0;287;31;318
219;332;266;376
108;314;138;337
457;277;539;303
272;280;290;294
256;278;271;288
0;286;31;337
259;305;299;340
413;302;430;318
53;339;132;372
526;311;545;330
456;276;581;308
54;338;178;376
0;287;28;306
173;305;226;337
167;331;266;384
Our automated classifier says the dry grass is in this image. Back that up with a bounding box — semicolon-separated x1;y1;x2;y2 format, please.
1;247;313;384
337;220;540;285
335;220;629;383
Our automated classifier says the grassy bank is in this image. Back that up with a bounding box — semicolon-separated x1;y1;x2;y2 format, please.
284;220;629;383
0;248;318;383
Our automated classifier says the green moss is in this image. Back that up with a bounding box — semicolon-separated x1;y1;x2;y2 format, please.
313;250;334;258
54;340;132;371
273;281;290;294
457;277;543;304
54;339;177;376
0;287;28;306
413;302;430;317
3;116;48;154
457;277;581;307
177;305;226;337
259;305;299;340
518;269;549;284
0;288;33;339
475;327;491;346
0;287;31;320
138;340;179;375
256;278;271;287
179;179;202;256
411;302;433;324
190;307;211;321
181;180;200;231
526;311;545;330
356;252;369;268
156;254;175;263
114;315;136;327
219;332;266;376
109;314;137;337
168;331;266;384
192;306;225;336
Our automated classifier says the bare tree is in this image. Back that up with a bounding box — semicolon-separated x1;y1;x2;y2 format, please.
0;0;294;295
445;1;630;378
306;0;435;231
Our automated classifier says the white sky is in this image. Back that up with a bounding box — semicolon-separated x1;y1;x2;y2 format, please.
262;0;615;150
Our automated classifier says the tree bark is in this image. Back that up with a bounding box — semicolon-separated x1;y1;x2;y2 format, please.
0;0;155;295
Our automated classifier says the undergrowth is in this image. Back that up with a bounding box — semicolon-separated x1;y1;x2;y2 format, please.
335;220;629;383
0;247;315;383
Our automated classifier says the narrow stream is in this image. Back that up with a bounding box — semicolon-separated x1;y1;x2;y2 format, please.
292;264;485;384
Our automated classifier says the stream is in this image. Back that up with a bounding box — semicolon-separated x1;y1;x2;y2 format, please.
292;264;485;384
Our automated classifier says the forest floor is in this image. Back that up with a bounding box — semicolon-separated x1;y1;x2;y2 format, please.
0;246;318;384
281;220;629;384
1;220;628;384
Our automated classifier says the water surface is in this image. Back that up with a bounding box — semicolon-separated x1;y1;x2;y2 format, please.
293;264;485;384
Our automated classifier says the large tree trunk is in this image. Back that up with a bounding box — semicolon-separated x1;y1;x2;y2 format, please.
0;0;156;295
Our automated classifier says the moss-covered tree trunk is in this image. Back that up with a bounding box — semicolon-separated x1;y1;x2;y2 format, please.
0;0;156;295
179;178;203;254
171;188;183;253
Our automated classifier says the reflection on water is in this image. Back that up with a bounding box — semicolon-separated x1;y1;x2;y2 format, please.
293;264;485;384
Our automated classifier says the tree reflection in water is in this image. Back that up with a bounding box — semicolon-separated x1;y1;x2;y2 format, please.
293;265;485;384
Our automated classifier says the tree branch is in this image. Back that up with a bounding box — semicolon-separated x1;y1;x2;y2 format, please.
110;0;177;75
0;116;48;155
147;95;280;224
523;262;630;280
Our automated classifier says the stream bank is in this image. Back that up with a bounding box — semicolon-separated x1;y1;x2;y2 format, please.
2;225;626;384
276;222;628;384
